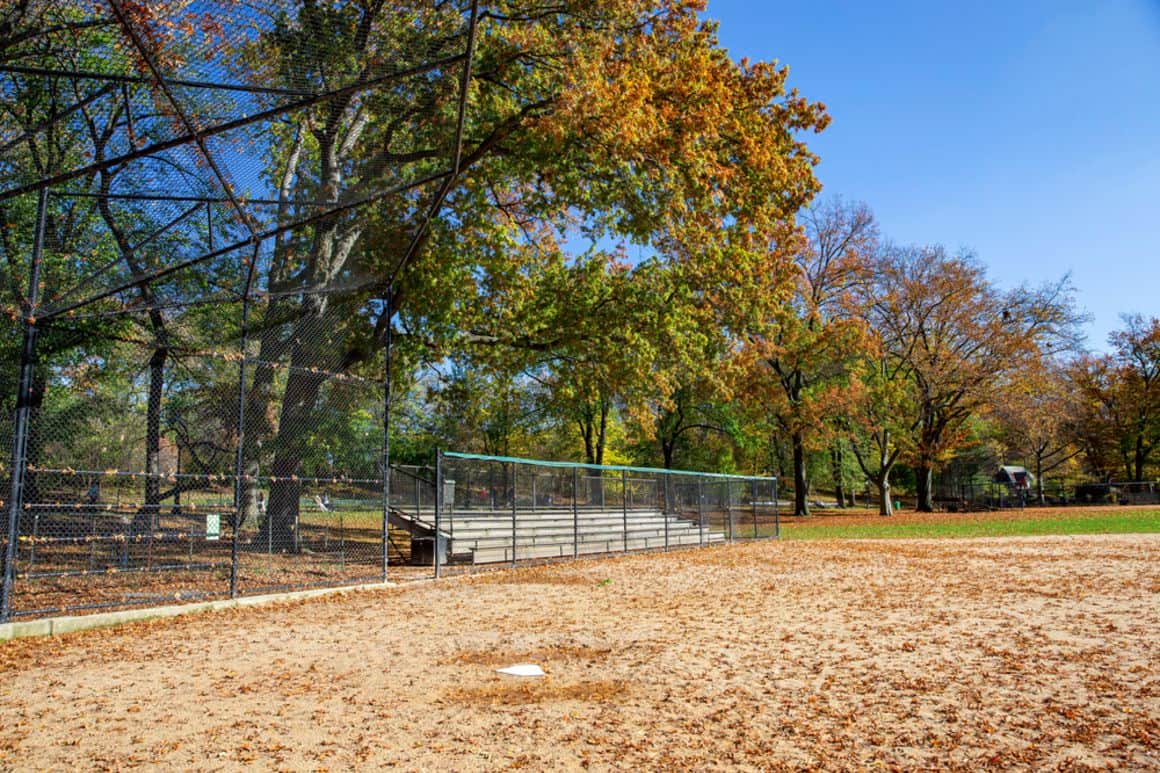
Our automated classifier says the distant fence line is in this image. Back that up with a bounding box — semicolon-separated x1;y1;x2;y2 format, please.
932;479;1160;510
0;452;778;622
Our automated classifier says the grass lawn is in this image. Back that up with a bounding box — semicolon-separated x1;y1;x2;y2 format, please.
777;505;1160;540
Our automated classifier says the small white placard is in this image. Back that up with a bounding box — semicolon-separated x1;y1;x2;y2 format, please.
205;513;220;541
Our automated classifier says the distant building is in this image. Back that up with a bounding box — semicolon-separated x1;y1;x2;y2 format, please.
993;465;1034;492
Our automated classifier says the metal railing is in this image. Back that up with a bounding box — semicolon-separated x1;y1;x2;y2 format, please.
432;451;779;578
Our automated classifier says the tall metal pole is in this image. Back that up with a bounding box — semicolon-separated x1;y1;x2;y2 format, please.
229;304;248;598
1;188;48;623
380;287;392;582
229;244;259;599
434;449;443;579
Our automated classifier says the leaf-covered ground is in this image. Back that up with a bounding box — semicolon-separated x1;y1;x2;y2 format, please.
1;534;1157;770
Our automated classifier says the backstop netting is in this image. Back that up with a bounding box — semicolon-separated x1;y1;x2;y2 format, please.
0;0;479;619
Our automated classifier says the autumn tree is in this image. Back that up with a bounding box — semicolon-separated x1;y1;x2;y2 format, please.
867;246;1081;511
1070;315;1160;482
989;360;1082;502
845;347;914;516
746;198;876;516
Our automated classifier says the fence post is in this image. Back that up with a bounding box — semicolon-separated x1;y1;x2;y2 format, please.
511;463;518;567
1;188;48;624
414;471;421;519
434;449;443;579
697;477;705;547
726;479;734;543
663;473;670;551
572;467;579;560
773;478;780;540
622;469;629;553
751;478;759;539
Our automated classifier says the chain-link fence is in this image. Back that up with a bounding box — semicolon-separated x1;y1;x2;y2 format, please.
430;452;779;578
0;0;483;620
934;478;1160;510
0;3;785;623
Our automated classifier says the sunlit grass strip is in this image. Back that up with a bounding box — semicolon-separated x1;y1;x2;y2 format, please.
779;509;1160;541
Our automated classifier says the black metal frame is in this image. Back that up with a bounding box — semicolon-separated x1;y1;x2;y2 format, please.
0;0;481;622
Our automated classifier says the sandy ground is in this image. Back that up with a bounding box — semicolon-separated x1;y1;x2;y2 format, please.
1;534;1157;771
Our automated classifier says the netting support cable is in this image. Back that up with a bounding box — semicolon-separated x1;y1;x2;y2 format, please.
56;190;335;207
385;0;480;290
1;188;48;623
0;82;118;157
0;63;320;98
47;200;204;309
0;53;467;205
106;0;258;244
40;170;451;321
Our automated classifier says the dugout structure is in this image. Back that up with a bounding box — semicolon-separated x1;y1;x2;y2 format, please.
0;0;480;620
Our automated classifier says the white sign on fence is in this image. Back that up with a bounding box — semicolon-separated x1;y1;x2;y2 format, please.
205;514;221;541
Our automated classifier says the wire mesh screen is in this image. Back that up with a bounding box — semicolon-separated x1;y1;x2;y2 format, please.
433;452;779;578
0;0;480;619
1;2;782;621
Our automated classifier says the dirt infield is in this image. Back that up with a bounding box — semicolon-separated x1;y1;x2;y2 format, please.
1;535;1157;770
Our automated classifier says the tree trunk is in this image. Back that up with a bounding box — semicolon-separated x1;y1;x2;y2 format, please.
830;442;845;509
1035;452;1044;505
792;430;809;517
258;365;328;552
915;462;934;512
144;347;164;508
1135;435;1145;482
875;473;894;516
254;292;335;552
95;176;168;535
132;344;166;539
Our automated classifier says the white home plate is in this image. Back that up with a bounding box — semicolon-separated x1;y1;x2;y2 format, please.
496;664;545;677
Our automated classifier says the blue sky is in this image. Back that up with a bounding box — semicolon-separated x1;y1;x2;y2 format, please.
702;0;1160;351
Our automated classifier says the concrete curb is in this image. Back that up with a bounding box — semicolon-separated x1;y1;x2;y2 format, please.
0;581;395;642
